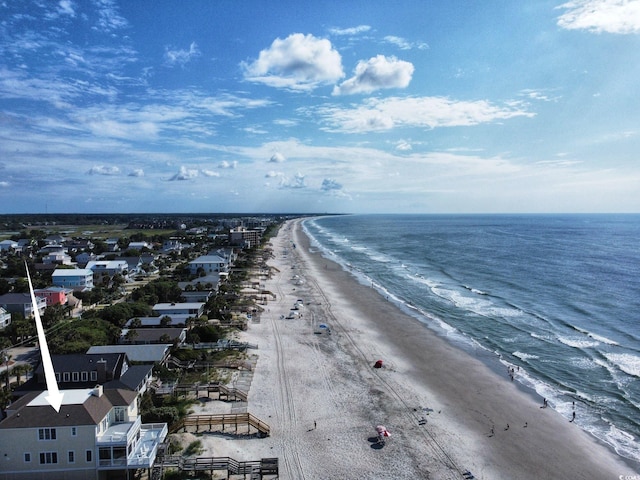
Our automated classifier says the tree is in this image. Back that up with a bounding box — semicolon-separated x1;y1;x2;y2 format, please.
124;329;138;344
0;279;10;295
48;319;120;354
130;317;142;328
41;304;67;329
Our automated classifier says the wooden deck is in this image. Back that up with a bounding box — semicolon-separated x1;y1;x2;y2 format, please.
171;413;270;437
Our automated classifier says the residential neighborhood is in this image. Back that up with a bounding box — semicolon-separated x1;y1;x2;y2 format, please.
0;214;290;480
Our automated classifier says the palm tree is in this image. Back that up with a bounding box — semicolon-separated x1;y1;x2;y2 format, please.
2;353;12;391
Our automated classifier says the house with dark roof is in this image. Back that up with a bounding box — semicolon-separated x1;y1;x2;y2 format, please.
120;327;187;345
0;293;46;318
86;345;171;365
0;386;167;479
18;353;153;398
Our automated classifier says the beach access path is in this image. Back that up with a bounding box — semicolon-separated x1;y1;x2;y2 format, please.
193;219;637;479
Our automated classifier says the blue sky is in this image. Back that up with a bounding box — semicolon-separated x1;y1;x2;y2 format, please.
1;0;639;214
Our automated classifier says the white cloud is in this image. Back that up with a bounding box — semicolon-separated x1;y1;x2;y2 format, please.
164;42;201;67
94;0;129;32
329;25;372;36
242;33;344;91
321;178;343;191
88;165;120;175
333;55;414;95
273;119;298;127
265;171;282;178
47;0;76;19
269;152;286;163
318;96;534;133
169;166;198;181
201;169;220;177
0;181;9;187
128;168;144;177
520;89;561;102
557;0;640;34
384;35;429;50
86;119;159;140
396;140;413;151
218;160;237;169
280;172;306;189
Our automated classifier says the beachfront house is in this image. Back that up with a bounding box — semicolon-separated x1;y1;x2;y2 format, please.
120;327;187;346
34;286;72;307
0;307;11;330
51;268;94;291
16;353;153;398
0;293;47;318
86;260;128;276
86;344;172;365
0;386;168;480
152;302;205;318
188;254;229;275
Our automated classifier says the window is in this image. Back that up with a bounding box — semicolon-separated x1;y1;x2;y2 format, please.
114;408;125;423
63;372;70;382
24;453;31;463
90;371;97;381
72;372;79;382
55;373;61;382
39;452;58;464
38;428;57;440
71;427;77;436
81;371;88;382
86;450;92;463
68;451;75;463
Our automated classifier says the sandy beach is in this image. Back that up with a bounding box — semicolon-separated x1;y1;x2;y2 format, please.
188;219;637;479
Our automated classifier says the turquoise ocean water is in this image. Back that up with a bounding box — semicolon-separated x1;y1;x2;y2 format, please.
303;214;640;464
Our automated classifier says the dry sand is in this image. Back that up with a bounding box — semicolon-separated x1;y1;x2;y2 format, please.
191;219;637;479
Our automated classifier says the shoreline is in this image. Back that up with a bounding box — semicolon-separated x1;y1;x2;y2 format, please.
301;216;640;472
197;218;637;479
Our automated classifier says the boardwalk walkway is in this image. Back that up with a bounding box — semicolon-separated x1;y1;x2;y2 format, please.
151;455;278;479
171;412;271;437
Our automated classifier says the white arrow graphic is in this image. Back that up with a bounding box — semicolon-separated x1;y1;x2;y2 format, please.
25;264;64;412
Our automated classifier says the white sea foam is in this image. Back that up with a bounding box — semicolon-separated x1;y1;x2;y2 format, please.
568;357;599;370
587;332;619;346
463;285;487;295
513;351;539;361
557;336;600;349
530;332;554;342
432;287;523;321
602;352;640;378
573;326;619;345
602;424;640;463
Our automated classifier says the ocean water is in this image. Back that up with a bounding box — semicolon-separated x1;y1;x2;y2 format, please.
303;214;640;464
